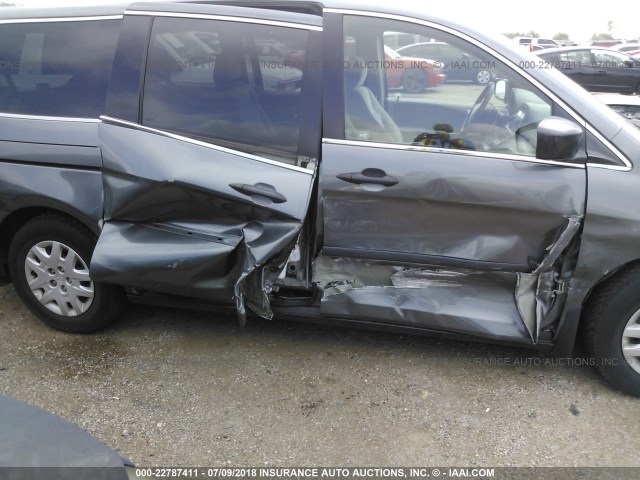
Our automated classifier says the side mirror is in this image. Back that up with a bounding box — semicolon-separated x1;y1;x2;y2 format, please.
536;117;583;161
494;79;508;101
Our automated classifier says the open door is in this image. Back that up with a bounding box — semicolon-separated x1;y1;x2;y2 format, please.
91;8;322;319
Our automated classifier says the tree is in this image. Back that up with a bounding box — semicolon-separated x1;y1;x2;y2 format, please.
591;32;614;41
503;32;527;39
553;33;570;41
526;30;540;38
0;2;16;5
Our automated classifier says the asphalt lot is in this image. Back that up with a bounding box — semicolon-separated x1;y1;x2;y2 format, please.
1;283;640;468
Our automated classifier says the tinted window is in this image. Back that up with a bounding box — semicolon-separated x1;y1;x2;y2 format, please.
0;20;120;117
592;49;632;67
344;16;553;157
105;16;152;123
142;17;309;162
557;50;591;64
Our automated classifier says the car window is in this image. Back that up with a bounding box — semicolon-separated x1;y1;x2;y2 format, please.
558;50;591;64
383;31;430;50
0;20;120;118
400;44;435;59
142;17;309;163
440;44;461;59
592;49;632;67
342;16;553;157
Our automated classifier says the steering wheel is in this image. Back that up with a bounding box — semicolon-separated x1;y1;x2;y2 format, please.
460;81;495;135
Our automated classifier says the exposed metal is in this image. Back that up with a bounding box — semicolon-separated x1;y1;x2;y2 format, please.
1;0;640;365
91;122;317;320
515;215;582;341
313;255;531;344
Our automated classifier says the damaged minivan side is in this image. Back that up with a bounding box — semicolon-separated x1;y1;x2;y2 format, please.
1;1;640;396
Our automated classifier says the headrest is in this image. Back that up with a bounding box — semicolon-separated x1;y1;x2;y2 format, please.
344;56;367;90
214;52;249;86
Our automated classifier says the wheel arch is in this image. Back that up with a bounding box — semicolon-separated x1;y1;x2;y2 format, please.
0;203;101;282
553;258;640;356
580;259;640;314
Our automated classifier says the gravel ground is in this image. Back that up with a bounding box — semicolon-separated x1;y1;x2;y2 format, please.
1;283;640;468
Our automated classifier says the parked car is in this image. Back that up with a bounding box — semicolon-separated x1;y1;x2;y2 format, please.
594;92;640;128
589;40;623;48
537;46;640;94
396;41;493;84
513;36;560;52
611;42;640;54
2;1;640;397
383;45;446;92
383;30;429;50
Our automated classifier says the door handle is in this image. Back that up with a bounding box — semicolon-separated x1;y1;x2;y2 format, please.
229;183;287;203
337;168;399;187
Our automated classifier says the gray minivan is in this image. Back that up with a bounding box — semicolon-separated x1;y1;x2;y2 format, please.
1;1;640;396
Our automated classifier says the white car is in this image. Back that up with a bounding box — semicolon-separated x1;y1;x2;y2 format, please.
594;92;640;128
513;36;560;52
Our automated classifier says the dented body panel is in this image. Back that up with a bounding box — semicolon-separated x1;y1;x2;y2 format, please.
1;0;640;358
91;121;315;317
320;142;586;269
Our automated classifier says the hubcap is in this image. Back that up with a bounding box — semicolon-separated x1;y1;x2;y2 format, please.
622;309;640;374
404;72;426;93
24;241;94;317
477;70;491;84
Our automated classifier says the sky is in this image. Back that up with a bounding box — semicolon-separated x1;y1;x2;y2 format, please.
5;0;640;42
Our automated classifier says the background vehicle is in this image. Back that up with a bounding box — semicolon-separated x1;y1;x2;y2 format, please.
1;1;640;399
594;92;640;127
514;36;559;51
611;41;640;54
383;30;429;50
537;46;640;93
383;45;446;92
589;39;623;47
396;41;492;84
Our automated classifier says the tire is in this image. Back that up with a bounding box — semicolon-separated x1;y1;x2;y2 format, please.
474;69;491;85
584;266;640;396
402;69;429;93
8;214;125;333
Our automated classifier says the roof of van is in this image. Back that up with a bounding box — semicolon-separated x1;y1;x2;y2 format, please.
0;4;127;20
